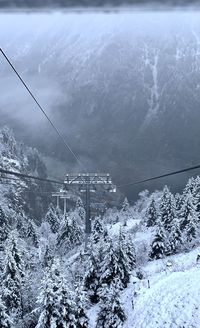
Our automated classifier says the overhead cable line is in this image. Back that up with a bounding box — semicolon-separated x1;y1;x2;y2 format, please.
0;48;85;171
0;168;63;185
0;176;23;182
117;163;200;188
0;181;57;193
0;176;59;190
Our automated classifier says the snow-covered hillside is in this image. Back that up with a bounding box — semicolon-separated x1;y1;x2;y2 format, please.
0;126;51;220
123;248;200;328
1;127;200;328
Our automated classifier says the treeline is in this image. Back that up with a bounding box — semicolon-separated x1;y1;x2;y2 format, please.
1;167;200;327
145;177;200;259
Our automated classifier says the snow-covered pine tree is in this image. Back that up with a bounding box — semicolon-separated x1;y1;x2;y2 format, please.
2;232;24;317
0;296;12;328
121;197;130;213
118;228;136;271
185;215;198;243
116;233;131;288
16;212;28;239
57;213;83;252
74;283;89;328
145;197;158;227
75;197;85;222
36;259;76;328
70;214;83;245
27;220;38;247
182;177;196;200
159;186;177;232
149;219;167;260
168;217;183;255
0;206;9;249
43;245;54;268
58;279;77;328
179;192;198;233
36;261;60;328
7;232;24;278
121;197;131;225
84;247;101;304
99;239;120;287
45;204;60;234
57;216;71;250
96;279;126;328
124;233;137;271
179;192;199;244
192;176;200;218
100;235;130;290
92;217;104;244
175;193;183;213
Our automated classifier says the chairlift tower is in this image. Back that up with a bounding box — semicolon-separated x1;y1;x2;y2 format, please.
64;173;116;247
52;190;70;215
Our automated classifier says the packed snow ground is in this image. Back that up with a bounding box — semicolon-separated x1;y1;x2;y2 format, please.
122;247;200;328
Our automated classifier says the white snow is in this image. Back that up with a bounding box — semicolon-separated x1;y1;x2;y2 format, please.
122;246;200;328
108;219;140;237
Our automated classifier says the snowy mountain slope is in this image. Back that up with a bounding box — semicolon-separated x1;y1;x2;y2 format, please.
124;267;200;328
84;223;200;328
122;252;200;328
0;126;52;220
1;13;200;197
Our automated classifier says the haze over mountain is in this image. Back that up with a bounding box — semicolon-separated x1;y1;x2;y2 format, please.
1;11;200;198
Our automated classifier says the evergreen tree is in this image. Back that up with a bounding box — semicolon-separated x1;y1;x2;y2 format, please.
25;218;38;247
149;220;167;260
145;197;158;227
123;233;136;271
70;214;83;245
57;214;83;252
100;239;120;287
168;217;183;255
84;248;101;304
100;236;130;289
116;234;130;288
92;218;104;244
7;232;24;278
185;216;198;243
43;245;54;268
45;204;60;234
159;186;177;232
57;216;71;250
58;280;77;328
36;259;76;328
121;197;130;213
175;193;183;213
117;228;136;271
0;206;9;248
182;177;196;200
179;192;198;233
121;197;131;225
2;232;24;317
16;212;28;239
191;176;200;218
75;197;85;222
96;280;126;328
0;296;12;328
74;284;89;328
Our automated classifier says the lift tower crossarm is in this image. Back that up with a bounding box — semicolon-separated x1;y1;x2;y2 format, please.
63;173;116;248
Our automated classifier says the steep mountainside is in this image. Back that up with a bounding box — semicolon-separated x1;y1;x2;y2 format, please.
0;126;52;220
1;13;200;196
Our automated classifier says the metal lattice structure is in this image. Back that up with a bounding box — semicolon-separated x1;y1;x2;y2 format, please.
53;173;116;247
